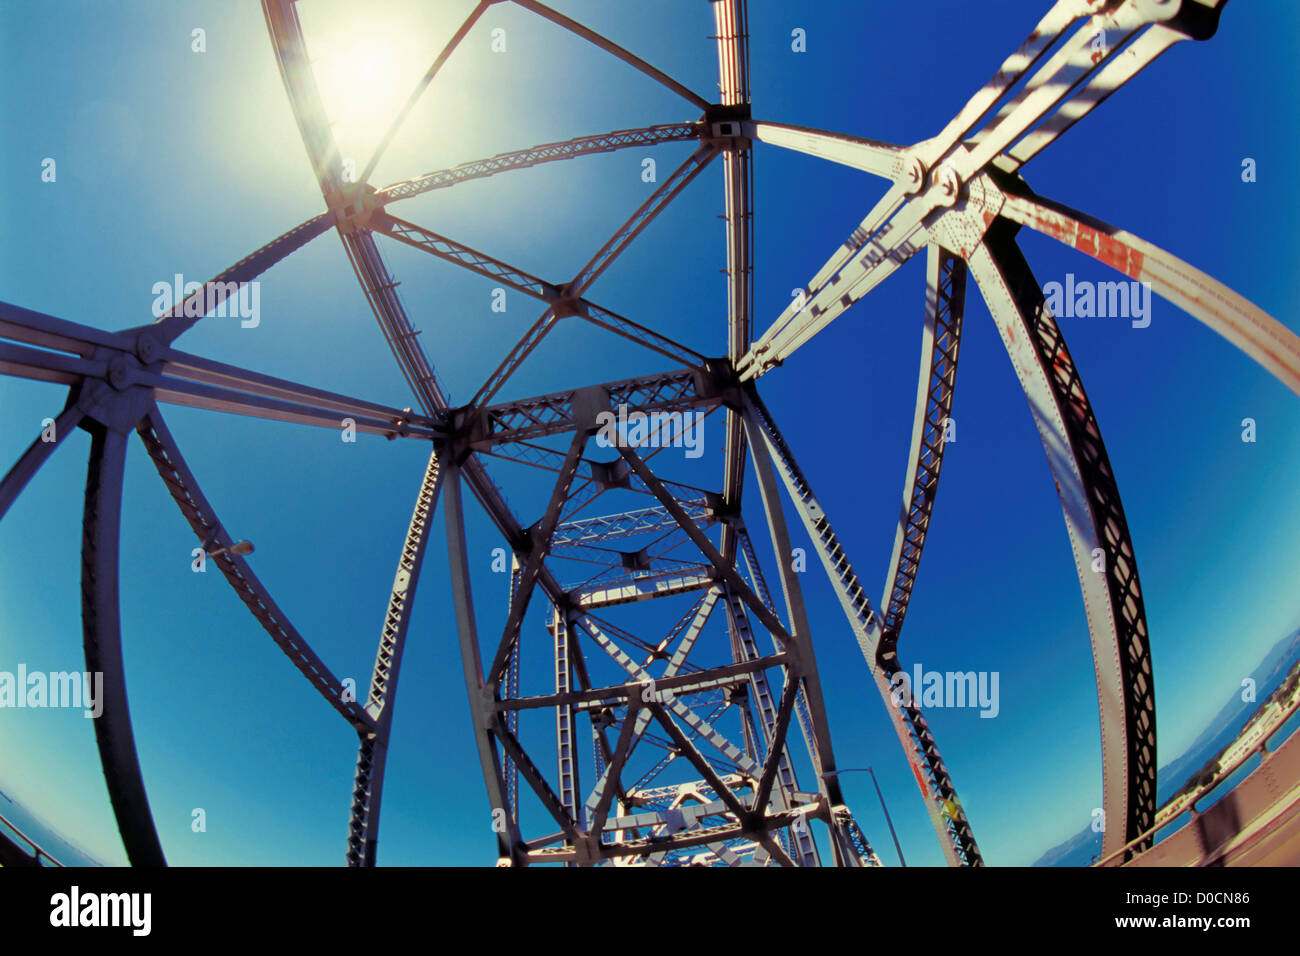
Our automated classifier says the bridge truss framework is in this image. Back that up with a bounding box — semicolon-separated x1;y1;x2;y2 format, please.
2;0;1299;866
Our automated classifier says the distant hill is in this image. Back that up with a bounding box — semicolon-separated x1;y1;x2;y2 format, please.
1155;631;1300;803
0;787;104;867
1033;629;1300;867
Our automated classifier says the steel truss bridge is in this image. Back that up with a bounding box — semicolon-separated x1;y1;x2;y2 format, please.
2;0;1299;867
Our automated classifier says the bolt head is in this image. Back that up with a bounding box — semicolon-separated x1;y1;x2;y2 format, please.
902;155;926;195
934;165;961;207
135;332;161;364
107;355;132;390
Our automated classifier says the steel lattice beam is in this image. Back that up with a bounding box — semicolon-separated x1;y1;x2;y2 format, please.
742;386;983;865
379;124;704;204
966;219;1157;858
136;406;375;732
881;245;967;647
346;448;444;866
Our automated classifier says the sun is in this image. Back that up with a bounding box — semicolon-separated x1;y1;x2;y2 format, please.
309;17;430;170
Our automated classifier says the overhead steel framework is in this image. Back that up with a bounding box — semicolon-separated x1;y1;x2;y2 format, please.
3;0;1299;866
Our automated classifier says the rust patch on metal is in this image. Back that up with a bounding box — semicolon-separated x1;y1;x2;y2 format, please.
1073;224;1144;279
1029;208;1147;280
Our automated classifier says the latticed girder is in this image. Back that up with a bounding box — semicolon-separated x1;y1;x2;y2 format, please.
570;566;715;611
881;246;967;647
552;500;714;547
743;387;983;866
607;778;811;867
550;607;582;833
560;541;714;601
555;511;714;577
833;806;884;867
719;586;819;865
504;561;524;823
484;432;720;527
464;366;727;449
462;419;858;864
965;222;1159;857
346;448;444;866
377;124;705;204
736;523;821;772
135;407;375;732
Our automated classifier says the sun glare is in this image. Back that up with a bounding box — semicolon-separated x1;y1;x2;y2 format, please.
310;18;430;167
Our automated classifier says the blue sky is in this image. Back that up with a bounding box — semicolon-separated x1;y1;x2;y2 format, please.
2;0;1299;867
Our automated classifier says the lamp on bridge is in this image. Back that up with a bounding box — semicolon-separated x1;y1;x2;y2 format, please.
822;766;907;867
202;537;255;559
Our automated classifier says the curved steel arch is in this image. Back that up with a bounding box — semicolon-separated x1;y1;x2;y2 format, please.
81;421;165;867
730;0;1295;863
0;283;429;866
964;221;1158;855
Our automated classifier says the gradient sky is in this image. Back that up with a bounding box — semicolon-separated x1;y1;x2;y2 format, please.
2;0;1299;867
